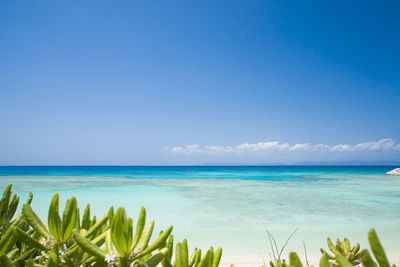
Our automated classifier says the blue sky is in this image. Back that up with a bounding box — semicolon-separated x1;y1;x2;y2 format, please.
0;0;399;165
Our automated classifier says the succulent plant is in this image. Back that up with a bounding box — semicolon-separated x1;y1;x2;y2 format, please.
320;237;361;266
72;206;173;267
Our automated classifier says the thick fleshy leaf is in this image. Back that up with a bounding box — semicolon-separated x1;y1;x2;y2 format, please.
0;226;16;254
141;225;173;257
26;192;33;205
62;197;77;243
127;218;133;250
167;235;174;260
47;251;59;267
289;252;302;267
182;239;189;267
189;249;197;267
208;247;214;267
197;250;210;267
132;206;146;249
72;230;106;259
8;195;19;220
333;251;353;267
13;226;48;251
145;247;169;267
82;204;91;230
111;207;130;255
360;249;378;267
135;220;155;252
176;242;184;267
14;248;35;263
368;229;390;267
194;249;202;267
84;214;108;238
48;193;62;241
0;254;14;267
343;238;350;254
75;207;81;231
319;253;331;267
212;247;222;267
26;259;35;267
327;238;336;252
0;184;12;218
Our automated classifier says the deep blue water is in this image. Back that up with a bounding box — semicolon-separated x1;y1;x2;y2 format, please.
0;165;395;178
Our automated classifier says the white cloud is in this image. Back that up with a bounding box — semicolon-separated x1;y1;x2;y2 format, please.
166;138;400;155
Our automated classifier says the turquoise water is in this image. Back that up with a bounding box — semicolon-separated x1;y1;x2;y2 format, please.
1;166;399;265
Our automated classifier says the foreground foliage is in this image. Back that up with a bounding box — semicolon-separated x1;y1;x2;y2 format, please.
266;228;396;267
0;184;221;267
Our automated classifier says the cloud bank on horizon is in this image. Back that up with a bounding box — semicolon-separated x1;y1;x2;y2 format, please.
165;138;400;163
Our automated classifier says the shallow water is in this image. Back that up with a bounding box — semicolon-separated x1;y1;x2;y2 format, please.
1;166;399;265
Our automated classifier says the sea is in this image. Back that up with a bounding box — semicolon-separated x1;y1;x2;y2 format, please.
0;166;399;265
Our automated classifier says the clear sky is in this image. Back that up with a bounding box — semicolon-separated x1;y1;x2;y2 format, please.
0;0;399;165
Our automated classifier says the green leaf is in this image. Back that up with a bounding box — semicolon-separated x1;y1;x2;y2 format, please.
85;214;108;239
132;206;146;249
0;227;16;254
72;230;106;259
26;259;35;267
351;243;360;255
75;206;81;231
13;226;48;251
289;252;303;267
111;207;130;256
320;248;335;260
368;229;390;267
107;206;114;225
105;229;117;255
360;249;378;267
197;250;210;267
6;248;19;259
26;192;33;205
189;249;197;267
82;204;91;230
333;251;353;267
14;248;36;263
145;247;169;267
327;238;336;253
194;249;202;267
62;197;77;243
182;239;189;267
135;220;155;252
0;184;12;217
47;251;59;267
48;194;62;241
0;254;14;267
212;248;222;267
208;247;214;267
319;253;331;267
8;195;19;220
141;225;173;257
176;242;184;267
127;218;133;250
343;239;350;254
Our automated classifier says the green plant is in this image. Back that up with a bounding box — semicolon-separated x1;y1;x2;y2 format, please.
320;237;361;266
159;235;222;267
73;206;173;267
0;184;223;267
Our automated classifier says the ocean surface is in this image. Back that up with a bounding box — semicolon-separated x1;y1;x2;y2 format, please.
1;166;399;265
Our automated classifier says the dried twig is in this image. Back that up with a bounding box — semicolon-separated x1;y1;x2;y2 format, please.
303;241;310;267
278;228;299;259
